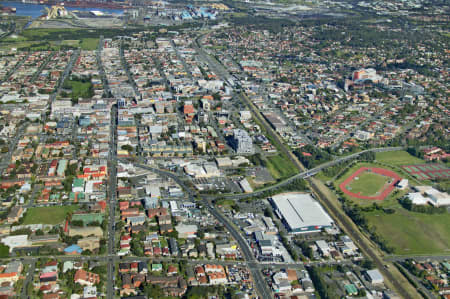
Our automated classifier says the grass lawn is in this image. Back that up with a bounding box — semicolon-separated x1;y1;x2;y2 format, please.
60;40;79;47
315;171;333;182
365;207;450;255
63;79;93;99
0;41;55;51
347;172;390;197
22;205;78;225
80;38;99;50
216;199;234;207
265;154;297;180
376;150;424;166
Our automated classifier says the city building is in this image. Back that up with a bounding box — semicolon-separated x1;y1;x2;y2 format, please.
270;193;334;234
230;129;253;154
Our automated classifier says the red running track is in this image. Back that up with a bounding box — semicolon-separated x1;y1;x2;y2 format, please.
339;167;401;201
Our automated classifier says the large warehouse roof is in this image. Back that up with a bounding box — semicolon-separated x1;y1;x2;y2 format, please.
271;192;333;232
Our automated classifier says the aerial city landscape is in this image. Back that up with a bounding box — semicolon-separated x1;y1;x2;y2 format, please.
0;0;448;298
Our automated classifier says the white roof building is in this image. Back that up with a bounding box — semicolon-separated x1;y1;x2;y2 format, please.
84;286;97;298
1;235;30;252
216;157;233;168
366;269;384;284
239;178;253;193
407;192;429;205
408;187;450;206
425;188;450;206
315;240;331;256
396;179;408;190
175;224;198;238
271;193;334;234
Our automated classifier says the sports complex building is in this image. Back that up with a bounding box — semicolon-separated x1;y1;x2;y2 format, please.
270;192;334;234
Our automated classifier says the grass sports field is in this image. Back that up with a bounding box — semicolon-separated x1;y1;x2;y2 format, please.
365;208;450;255
347;172;390;197
340;166;400;200
375;150;424;165
22;205;78;225
327;155;450;255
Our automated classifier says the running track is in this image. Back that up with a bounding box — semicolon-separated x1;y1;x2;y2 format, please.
339;167;401;200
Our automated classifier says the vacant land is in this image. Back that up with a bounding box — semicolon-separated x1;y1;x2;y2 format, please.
265;154;297;180
365;208;450;255
376;150;424;165
22;205;78;225
347;172;390;197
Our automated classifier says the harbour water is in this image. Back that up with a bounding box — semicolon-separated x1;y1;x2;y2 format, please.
1;1;123;18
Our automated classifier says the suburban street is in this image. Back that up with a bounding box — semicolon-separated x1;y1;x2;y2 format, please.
192;35;422;299
107;104;118;299
0;17;447;299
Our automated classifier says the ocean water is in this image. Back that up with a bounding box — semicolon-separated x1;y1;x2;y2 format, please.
1;1;123;18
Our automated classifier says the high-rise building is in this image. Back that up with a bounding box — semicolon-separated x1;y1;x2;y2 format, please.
230;129;253;154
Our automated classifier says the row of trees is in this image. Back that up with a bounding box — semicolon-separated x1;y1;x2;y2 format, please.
307;266;338;299
342;201;395;253
398;197;446;214
294;145;333;169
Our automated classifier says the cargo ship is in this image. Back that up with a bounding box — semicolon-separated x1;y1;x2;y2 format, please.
1;6;17;14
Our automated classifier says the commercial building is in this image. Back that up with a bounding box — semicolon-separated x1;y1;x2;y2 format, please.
1;235;30;252
365;269;384;284
230;129;253;154
270;192;334;234
175;224;198;239
352;68;382;83
262;112;290;133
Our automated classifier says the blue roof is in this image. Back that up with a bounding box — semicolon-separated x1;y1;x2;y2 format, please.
64;244;82;253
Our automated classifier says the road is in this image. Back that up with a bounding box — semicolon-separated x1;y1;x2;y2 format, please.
107;104;118;299
119;38;141;99
193;35;421;299
201;146;406;201
0;124;26;174
203;200;273;299
4;34;435;299
394;262;437;299
97;36;112;97
30;52;56;83
49;49;80;104
330;100;399;149
0;53;30;84
308;178;421;299
130;161;273;299
20;259;35;299
386;255;450;262
170;39;194;80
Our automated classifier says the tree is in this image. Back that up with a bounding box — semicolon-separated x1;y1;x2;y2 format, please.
71;220;84;227
361;259;375;269
264;207;273;218
142;283;163;297
0;244;9;257
121;144;133;152
131;239;143;256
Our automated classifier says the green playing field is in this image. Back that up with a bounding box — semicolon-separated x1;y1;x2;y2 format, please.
347;172;390;196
